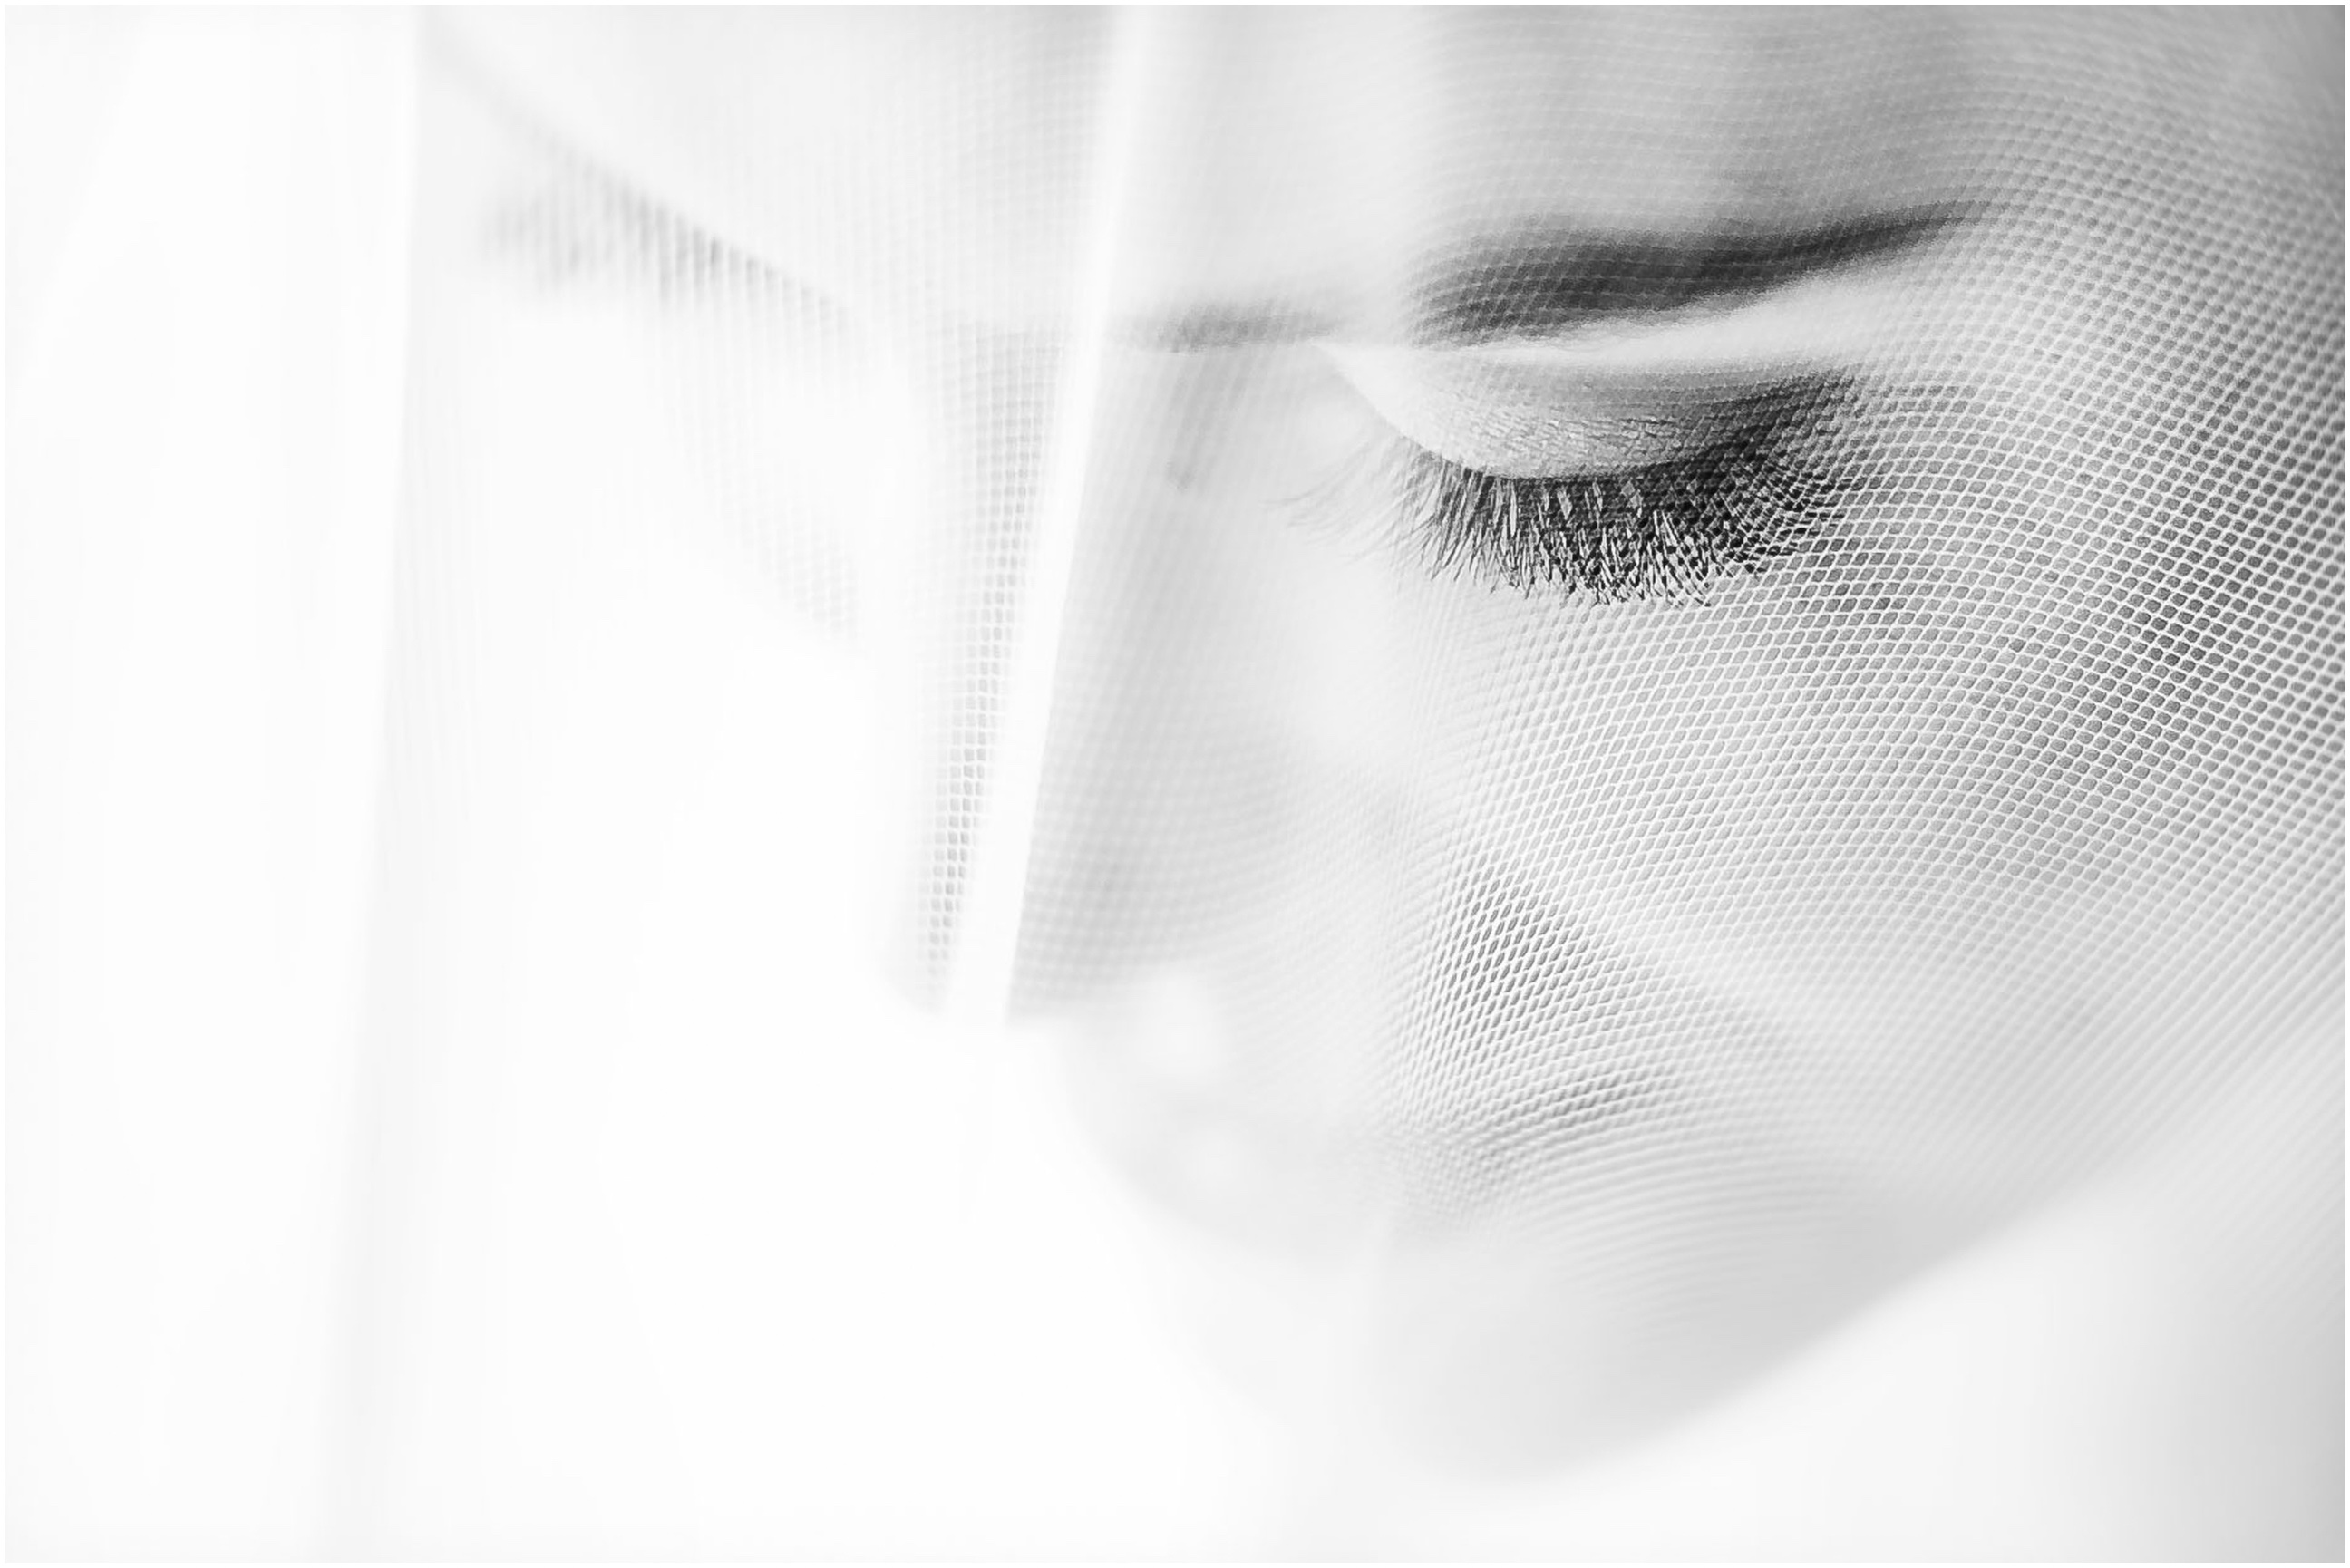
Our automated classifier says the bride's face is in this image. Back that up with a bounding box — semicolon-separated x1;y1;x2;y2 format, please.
453;6;2342;1464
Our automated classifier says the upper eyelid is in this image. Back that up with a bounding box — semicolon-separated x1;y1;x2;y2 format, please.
1321;269;1910;478
1373;252;1928;375
1376;392;1849;604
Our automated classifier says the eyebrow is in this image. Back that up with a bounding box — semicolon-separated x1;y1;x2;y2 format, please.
1125;206;1968;353
1411;207;1970;344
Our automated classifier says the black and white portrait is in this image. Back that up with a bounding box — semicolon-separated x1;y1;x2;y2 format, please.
11;7;2343;1559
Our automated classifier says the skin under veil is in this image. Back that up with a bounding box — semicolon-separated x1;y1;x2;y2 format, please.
13;7;2338;1558
454;0;2345;1536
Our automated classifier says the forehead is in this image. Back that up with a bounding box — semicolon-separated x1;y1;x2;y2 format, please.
445;8;2323;328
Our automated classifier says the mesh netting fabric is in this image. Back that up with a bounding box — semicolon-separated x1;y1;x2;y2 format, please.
432;2;2341;1475
14;6;2342;1556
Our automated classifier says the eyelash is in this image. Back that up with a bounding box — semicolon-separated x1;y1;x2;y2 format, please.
1384;410;1847;604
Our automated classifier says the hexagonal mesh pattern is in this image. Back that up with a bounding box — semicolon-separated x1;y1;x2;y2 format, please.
420;1;2339;1483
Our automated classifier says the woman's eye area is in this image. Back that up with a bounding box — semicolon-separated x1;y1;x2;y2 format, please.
1299;272;1904;603
1318;266;1906;479
1372;407;1850;604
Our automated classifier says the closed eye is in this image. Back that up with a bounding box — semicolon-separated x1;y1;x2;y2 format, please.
1322;254;1930;479
1371;382;1854;604
1303;213;1968;603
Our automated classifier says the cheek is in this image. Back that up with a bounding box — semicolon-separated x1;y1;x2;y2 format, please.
1423;327;2335;1190
1417;426;2203;1123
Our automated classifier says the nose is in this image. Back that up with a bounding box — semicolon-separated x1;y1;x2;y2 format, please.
1005;345;1411;1014
866;12;1457;1256
874;8;1435;1020
974;335;1461;1255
